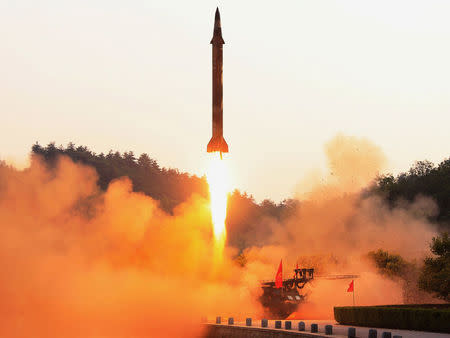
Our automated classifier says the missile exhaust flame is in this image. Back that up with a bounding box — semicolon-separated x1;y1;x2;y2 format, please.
207;153;228;245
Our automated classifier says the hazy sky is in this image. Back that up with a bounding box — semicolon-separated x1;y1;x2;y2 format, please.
1;0;449;201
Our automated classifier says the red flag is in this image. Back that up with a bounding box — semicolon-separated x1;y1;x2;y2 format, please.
296;262;299;270
347;280;354;292
275;260;283;288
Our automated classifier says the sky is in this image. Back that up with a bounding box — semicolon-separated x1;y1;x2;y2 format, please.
1;0;449;202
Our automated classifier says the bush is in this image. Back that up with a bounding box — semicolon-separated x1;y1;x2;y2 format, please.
334;305;450;333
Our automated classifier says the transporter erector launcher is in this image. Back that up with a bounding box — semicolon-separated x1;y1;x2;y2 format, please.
207;8;229;158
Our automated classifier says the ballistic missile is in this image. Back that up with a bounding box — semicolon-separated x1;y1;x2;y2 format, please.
207;8;229;158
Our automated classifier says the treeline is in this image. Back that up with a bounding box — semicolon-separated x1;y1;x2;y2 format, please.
31;142;297;249
32;142;208;212
31;143;450;242
373;159;450;229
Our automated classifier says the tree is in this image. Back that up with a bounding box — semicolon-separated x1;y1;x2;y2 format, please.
368;249;408;278
123;151;137;167
419;232;450;301
375;174;395;195
137;153;152;169
32;142;43;154
368;249;435;303
409;160;434;177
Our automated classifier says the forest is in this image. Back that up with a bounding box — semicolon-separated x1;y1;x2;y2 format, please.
31;142;450;237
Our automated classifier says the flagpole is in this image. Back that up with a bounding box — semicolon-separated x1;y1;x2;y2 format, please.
353;280;355;306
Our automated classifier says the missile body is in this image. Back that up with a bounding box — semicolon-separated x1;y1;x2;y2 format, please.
207;8;229;156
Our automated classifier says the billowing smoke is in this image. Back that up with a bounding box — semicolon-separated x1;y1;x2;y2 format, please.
0;156;262;338
239;134;439;318
0;134;440;337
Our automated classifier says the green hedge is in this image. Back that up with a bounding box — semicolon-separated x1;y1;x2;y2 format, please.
334;305;450;333
371;304;450;309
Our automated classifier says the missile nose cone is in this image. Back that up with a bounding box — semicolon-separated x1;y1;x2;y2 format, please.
211;7;225;44
214;7;221;28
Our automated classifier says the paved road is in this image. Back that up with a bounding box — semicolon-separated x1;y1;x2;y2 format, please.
210;319;450;338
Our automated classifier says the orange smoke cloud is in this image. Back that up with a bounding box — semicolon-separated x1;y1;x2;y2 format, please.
0;133;440;336
0;156;261;338
324;133;387;191
240;135;439;319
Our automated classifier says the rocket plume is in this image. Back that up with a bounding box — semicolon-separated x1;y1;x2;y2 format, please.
206;153;229;245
